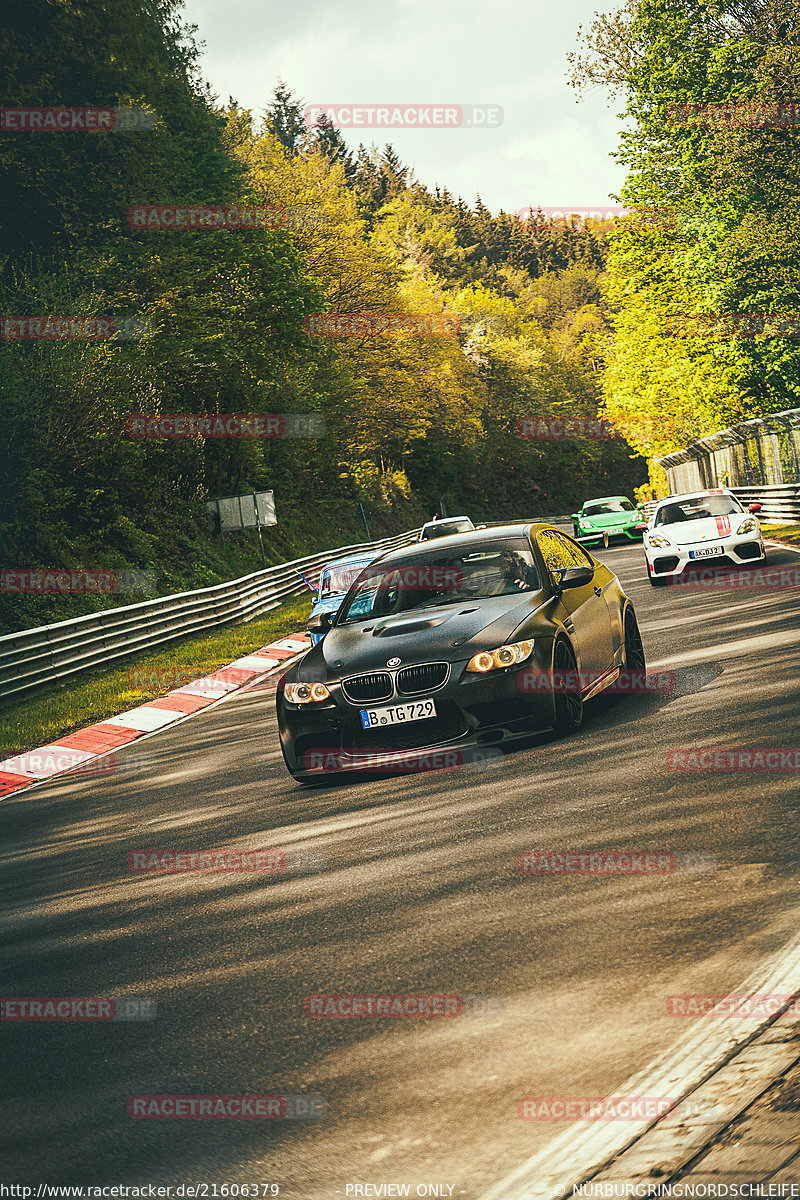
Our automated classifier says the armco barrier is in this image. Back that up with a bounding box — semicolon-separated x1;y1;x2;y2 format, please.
730;484;800;524
0;530;420;702
641;486;800;524
657;406;800;501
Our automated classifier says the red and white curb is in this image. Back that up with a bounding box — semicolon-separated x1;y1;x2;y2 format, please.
0;632;311;798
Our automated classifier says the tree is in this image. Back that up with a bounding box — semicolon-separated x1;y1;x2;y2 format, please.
265;79;307;157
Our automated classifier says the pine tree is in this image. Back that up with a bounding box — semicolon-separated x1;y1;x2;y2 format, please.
310;112;354;178
381;144;409;196
266;79;307;157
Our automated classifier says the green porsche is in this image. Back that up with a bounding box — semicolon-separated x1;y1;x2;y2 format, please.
571;496;648;543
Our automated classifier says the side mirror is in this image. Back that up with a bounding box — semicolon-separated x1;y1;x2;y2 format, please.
570;513;580;521
748;502;762;513
553;564;594;594
307;611;334;635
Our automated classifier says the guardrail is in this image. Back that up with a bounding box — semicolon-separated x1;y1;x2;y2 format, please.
0;529;421;702
656;406;800;497
730;484;800;524
641;485;800;525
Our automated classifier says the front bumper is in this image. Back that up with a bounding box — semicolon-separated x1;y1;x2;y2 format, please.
577;523;644;542
277;649;558;779
645;536;765;578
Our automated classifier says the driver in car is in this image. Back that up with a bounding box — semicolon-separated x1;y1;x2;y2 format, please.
497;550;531;593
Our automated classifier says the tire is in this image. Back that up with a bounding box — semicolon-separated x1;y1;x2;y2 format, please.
552;638;583;735
573;525;580;538
623;605;646;670
602;531;609;550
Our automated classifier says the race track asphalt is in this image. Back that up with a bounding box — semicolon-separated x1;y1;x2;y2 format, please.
2;540;800;1196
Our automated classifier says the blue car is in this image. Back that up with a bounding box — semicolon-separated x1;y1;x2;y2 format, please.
306;552;378;644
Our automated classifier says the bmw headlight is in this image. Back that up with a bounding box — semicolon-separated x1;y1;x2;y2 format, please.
466;640;535;673
284;682;331;704
648;534;672;548
736;517;757;535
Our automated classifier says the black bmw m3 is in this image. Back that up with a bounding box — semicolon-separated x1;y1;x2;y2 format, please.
276;524;645;782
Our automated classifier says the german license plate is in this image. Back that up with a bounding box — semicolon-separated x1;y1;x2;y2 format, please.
689;546;723;559
360;698;436;729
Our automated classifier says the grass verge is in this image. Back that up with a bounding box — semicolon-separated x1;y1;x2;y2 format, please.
0;595;311;761
762;523;800;548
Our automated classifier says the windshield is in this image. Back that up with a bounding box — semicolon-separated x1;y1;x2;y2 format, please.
655;495;742;525
420;520;473;539
583;499;634;516
337;539;540;623
319;560;372;596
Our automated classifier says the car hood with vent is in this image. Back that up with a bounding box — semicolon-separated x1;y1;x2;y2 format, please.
292;591;552;681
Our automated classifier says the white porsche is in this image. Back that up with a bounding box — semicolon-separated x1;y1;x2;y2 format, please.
644;490;766;586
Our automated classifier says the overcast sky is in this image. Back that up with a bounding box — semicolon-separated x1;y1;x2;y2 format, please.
181;0;628;216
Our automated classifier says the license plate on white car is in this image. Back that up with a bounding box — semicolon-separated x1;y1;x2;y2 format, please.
360;699;436;729
689;546;723;559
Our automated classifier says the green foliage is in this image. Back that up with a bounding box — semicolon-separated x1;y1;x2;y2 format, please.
590;0;800;474
0;18;647;635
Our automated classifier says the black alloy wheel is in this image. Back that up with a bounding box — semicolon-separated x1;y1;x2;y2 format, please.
623;606;646;671
552;638;583;735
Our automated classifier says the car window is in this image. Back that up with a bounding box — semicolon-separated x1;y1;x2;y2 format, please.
421;520;472;539
337;539;540;623
320;561;371;595
537;530;574;574
583;499;633;516
655;495;742;525
555;532;594;570
537;530;594;578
